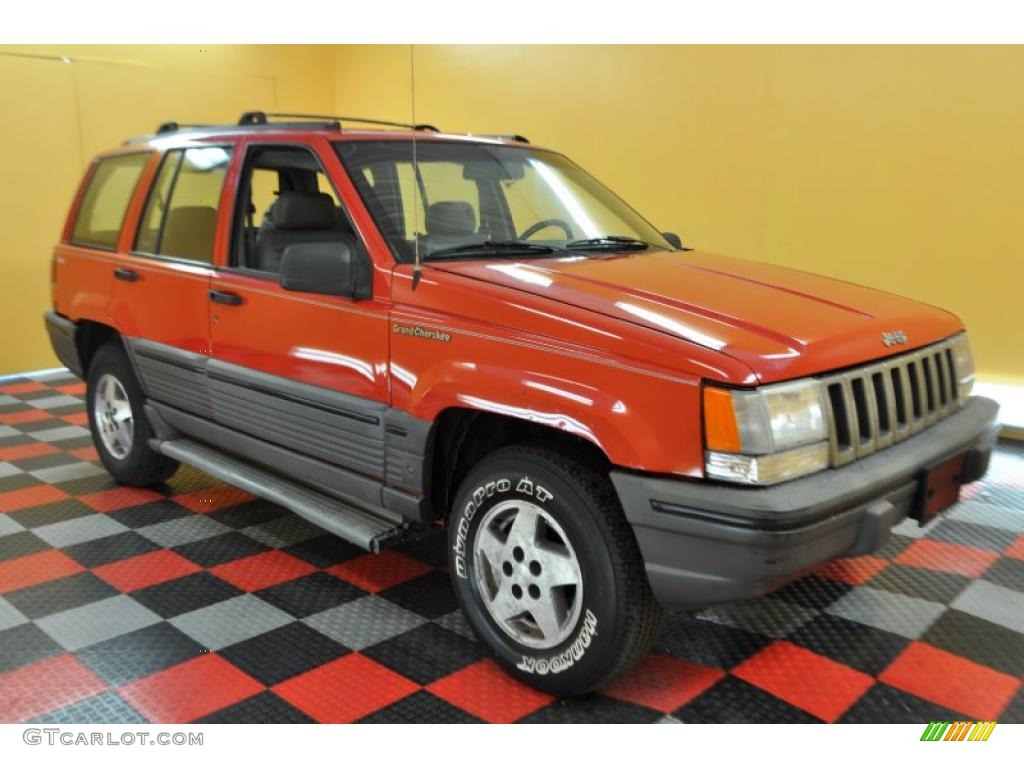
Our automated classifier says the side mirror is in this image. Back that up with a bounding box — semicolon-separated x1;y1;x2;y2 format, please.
661;232;684;250
279;241;371;299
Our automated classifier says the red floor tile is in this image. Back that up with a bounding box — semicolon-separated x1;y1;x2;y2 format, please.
55;382;87;395
79;486;164;513
172;486;256;513
1005;534;1024;561
895;539;1000;578
428;659;555;723
210;550;317;592
119;654;263;723
0;484;70;513
0;654;107;722
93;550;202;592
69;446;99;462
273;653;418;723
0;381;47;395
0;442;58;461
732;640;875;722
0;550;84;594
327;550;433;593
879;641;1020;720
0;409;51;425
61;412;90;426
603;654;725;712
816;555;889;586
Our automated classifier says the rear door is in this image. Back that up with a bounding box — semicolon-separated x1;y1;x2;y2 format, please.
108;144;234;419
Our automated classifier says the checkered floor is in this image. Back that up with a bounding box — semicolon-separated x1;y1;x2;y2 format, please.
0;369;1022;724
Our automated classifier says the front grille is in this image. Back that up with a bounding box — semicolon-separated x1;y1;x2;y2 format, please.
819;336;963;467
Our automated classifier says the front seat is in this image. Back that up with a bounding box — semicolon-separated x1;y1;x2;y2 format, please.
255;191;350;273
422;200;478;253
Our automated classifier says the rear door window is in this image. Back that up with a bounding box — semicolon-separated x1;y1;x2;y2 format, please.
70;153;150;250
135;146;232;263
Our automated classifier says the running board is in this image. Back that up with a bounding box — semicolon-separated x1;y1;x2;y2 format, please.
151;437;407;552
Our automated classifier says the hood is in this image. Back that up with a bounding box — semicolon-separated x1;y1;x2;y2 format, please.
431;249;963;384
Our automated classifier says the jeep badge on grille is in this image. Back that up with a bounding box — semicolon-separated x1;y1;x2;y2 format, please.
881;330;909;347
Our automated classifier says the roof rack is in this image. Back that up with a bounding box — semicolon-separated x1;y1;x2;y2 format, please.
126;111;525;145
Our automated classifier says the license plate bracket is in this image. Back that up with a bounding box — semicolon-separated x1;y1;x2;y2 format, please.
913;453;967;525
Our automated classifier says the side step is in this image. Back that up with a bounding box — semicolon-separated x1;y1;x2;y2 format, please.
151;437;407;552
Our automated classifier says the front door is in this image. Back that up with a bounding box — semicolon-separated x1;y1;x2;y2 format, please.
206;140;392;496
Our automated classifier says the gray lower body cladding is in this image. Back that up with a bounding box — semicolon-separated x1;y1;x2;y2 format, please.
612;396;1000;608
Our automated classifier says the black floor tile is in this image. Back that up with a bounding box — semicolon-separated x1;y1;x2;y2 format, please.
64;531;161;568
130;571;244;619
867;562;971;604
521;695;662;723
786;613;910;676
0;531;50;561
7;499;96;530
207;499;291;530
172;531;270;568
653;612;773;670
5;572;119;620
921;608;1024;677
75;621;206;686
0;622;64;674
196;691;315;724
107;500;195;529
357;691;483;724
283;533;364;567
362;623;485;685
674;676;823;723
377;571;458;619
254;571;365;618
220;622;348;686
839;682;969;723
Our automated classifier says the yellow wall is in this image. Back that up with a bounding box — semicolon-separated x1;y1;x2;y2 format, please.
333;45;1023;385
2;45;1020;386
0;45;335;374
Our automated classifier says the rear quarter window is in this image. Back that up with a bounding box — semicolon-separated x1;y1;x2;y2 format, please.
70;153;150;250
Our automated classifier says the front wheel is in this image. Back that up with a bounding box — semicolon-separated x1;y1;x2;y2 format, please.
448;444;662;695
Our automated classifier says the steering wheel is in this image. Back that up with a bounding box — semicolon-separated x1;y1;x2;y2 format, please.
518;218;574;241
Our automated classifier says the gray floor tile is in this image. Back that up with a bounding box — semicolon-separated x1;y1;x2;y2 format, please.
30;461;107;484
242;515;325;548
826;585;946;639
0;514;24;537
0;461;23;479
0;596;28;631
0;395;20;407
696;597;818;638
303;595;427;650
23;395;83;410
136;514;232;548
37;595;162;651
25;425;91;443
169;594;294;651
433;610;476;640
946;500;1024;534
34;514;129;548
0;425;19;438
951;580;1024;634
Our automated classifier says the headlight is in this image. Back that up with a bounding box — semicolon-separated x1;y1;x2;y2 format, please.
950;333;975;403
703;378;830;485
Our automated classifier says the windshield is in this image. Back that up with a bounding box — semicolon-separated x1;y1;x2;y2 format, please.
334;140;674;262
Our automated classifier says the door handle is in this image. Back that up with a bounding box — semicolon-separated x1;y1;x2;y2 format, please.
208;290;243;306
113;268;138;282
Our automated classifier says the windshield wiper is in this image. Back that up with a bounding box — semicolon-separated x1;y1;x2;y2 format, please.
566;235;654;251
425;240;564;261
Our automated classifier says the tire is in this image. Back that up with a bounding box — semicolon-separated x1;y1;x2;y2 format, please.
86;342;179;486
448;443;663;695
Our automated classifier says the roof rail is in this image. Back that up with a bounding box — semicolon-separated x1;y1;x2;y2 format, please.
477;134;530;144
251;111;440;132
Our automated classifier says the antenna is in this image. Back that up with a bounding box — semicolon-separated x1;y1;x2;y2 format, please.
410;45;423;292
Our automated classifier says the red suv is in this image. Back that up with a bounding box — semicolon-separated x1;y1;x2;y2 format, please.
45;112;999;694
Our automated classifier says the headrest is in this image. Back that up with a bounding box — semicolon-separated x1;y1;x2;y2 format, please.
425;201;476;237
269;191;337;231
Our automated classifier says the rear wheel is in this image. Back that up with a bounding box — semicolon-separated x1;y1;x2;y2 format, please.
448;443;662;695
87;343;179;486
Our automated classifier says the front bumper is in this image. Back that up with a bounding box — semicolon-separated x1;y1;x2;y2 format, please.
612;396;1000;608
